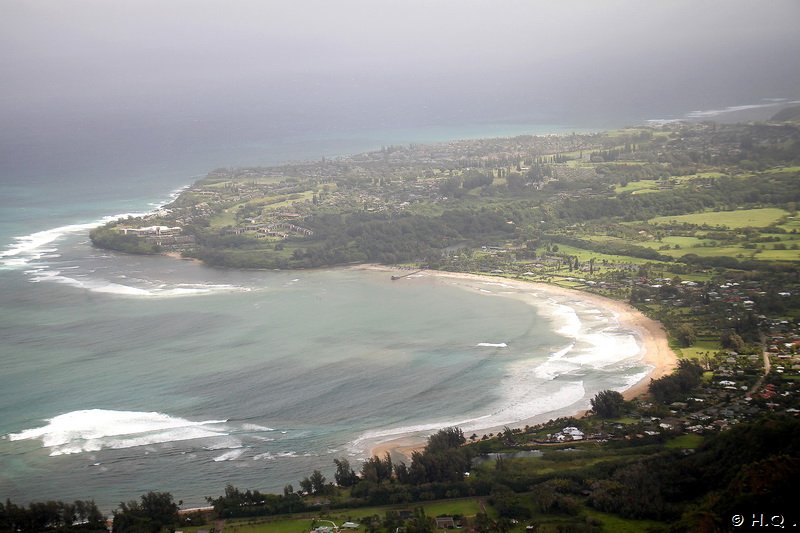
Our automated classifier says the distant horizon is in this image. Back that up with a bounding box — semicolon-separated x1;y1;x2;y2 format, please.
3;0;799;185
3;97;798;188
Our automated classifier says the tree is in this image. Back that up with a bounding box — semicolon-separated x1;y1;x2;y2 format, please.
649;359;703;404
404;428;471;484
361;453;393;484
426;427;465;453
721;330;746;352
309;469;327;495
675;324;697;347
333;458;359;487
299;476;313;495
112;491;178;533
590;389;626;418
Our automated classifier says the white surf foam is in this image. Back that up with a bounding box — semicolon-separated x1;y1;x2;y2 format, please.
480;281;514;289
350;380;586;455
253;452;275;460
618;370;652;391
26;269;245;298
0;218;126;268
476;342;508;348
0;183;188;268
0;185;241;297
564;330;641;367
8;409;232;456
541;299;582;337
534;360;579;380
241;423;275;432
253;451;298;461
213;448;246;462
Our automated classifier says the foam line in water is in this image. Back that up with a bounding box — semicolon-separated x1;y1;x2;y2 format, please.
476;342;508;348
26;269;247;298
8;409;233;456
0;214;146;268
0;185;188;270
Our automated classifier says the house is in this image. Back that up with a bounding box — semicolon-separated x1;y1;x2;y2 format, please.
562;426;585;440
435;516;456;529
121;225;181;236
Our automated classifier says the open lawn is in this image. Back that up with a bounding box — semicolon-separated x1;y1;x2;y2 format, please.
665;434;705;449
755;246;800;262
583;509;667;533
614;179;662;195
676;337;721;361
629;233;800;262
209;203;245;228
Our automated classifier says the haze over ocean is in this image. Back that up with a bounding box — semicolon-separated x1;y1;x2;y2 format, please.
2;0;799;510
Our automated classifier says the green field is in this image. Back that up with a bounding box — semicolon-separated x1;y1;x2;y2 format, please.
546;243;672;267
648;207;789;228
178;498;483;533
614;179;662;195
665;434;705;449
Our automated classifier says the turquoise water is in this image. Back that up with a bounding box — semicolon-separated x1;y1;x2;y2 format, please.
0;125;650;510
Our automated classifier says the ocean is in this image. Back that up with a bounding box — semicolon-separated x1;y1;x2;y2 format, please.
1;119;653;510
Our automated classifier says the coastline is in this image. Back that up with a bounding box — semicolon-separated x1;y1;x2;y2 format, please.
354;265;678;461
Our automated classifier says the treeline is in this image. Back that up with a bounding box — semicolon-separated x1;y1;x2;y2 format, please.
207;485;307;519
111;492;180;533
679;252;800;272
0;499;106;532
209;427;476;517
548;234;672;262
438;172;494;197
189;207;516;269
595;162;670;184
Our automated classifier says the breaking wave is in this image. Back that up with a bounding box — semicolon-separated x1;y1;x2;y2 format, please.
0;186;250;297
0;217;135;269
25;267;247;298
9;409;231;456
1;186;188;270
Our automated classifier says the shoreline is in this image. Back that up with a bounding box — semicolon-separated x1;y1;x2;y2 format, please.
354;265;678;461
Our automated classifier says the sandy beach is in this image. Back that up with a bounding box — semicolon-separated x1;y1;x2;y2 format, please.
354;266;678;461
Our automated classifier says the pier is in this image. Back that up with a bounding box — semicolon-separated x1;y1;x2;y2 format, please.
391;269;424;281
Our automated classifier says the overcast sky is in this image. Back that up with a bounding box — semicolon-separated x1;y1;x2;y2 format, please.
2;0;799;178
